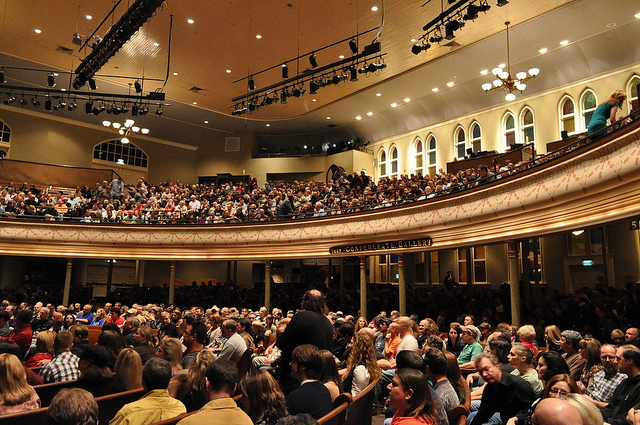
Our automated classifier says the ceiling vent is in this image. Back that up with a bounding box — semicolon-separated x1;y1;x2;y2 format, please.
189;86;204;93
327;123;337;128
57;46;74;55
225;137;240;152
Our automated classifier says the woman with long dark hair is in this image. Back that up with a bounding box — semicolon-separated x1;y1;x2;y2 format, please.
387;368;440;424
445;323;464;358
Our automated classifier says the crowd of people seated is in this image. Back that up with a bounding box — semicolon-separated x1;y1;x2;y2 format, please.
0;286;639;424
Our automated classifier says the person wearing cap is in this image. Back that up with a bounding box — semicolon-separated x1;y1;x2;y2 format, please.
458;325;483;370
74;345;115;397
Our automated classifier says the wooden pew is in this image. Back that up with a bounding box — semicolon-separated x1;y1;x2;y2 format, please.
344;379;378;425
87;325;103;345
34;379;79;407
0;406;48;425
319;393;352;425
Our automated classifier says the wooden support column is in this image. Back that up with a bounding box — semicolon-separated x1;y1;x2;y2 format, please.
359;257;367;319
507;242;521;327
398;255;406;316
264;262;271;310
63;259;73;306
169;261;176;306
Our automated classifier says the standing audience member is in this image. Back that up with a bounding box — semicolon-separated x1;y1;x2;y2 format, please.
285;344;333;419
39;331;80;383
240;371;289;425
587;90;627;135
177;359;253;425
110;357;186;425
47;388;98;425
0;353;40;415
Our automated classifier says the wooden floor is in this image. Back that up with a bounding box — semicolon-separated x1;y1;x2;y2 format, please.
372;413;386;425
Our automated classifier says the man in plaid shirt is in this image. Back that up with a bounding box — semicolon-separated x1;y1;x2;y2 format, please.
583;344;627;408
39;331;80;383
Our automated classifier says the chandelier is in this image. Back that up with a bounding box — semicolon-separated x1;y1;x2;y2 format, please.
102;119;149;144
481;21;539;101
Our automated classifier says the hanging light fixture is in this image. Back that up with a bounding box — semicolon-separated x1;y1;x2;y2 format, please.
102;118;149;143
481;22;539;101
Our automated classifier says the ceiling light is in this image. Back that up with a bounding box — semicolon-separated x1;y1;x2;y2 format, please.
356;116;362;120
192;102;197;105
47;74;56;87
367;112;373;116
371;6;378;11
411;43;430;55
255;34;262;39
376;93;381;97
187;19;194;24
281;63;289;79
539;48;548;53
635;12;640;19
153;42;160;47
86;15;92;20
226;69;231;73
349;38;358;54
34;29;41;34
404;98;411;102
309;53;318;68
432;88;439;92
480;70;488;75
172;72;178;76
447;82;454;87
390;103;398;107
560;40;569;46
326;116;331;120
266;124;270;127
121;137;129;144
339;55;345;59
155;105;163;115
410;38;416;42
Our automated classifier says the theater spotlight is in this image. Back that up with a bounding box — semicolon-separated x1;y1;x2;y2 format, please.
349;38;358;54
88;78;97;90
68;98;78;111
47;73;56;87
155;104;163;116
85;101;93;114
32;97;41;107
349;67;358;81
445;20;463;40
44;97;52;111
134;81;142;93
139;105;149;115
477;1;491;12
72;32;83;46
496;0;508;5
411;43;430;55
3;94;15;105
131;105;139;116
309;80;319;94
309;52;318;68
248;76;255;91
430;34;443;43
281;63;289;79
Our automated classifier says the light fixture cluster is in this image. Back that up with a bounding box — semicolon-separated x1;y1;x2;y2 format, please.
102;118;149;143
481;22;539;101
412;0;494;55
72;0;165;89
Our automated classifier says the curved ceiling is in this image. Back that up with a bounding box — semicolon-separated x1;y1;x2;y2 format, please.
0;0;639;147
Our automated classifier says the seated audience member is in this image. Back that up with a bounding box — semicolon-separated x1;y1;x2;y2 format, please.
98;329;126;369
75;304;95;325
112;348;143;392
240;371;289;424
177;359;253;425
75;345;115;397
158;311;179;339
157;337;184;372
24;330;56;367
39;330;80;383
0;353;41;415
610;329;625;347
578;337;603;388
508;343;544;395
517;325;539;357
0;308;33;358
132;325;156;364
444;351;467;406
387;367;441;425
384;322;402;360
285;344;333;419
319;349;343;400
536;351;571;385
468;352;536;425
582;344;626;408
507;374;581;425
106;308;125;327
561;330;587;382
544;325;563;352
47;388;99;425
445;322;465;358
563;393;603;425
110;357;186;425
530;397;586;425
601;345;640;425
70;324;90;357
0;310;10;337
181;349;217;412
237;317;256;350
216;319;248;363
342;332;382;397
424;347;460;414
458;325;483;370
394;316;420;355
90;308;107;326
122;317;140;347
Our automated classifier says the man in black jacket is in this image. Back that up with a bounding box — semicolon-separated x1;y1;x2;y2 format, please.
602;344;640;425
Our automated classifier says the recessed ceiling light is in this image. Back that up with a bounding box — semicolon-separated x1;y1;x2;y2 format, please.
256;34;262;39
371;6;378;11
356;116;362;120
266;124;270;127
498;63;505;68
635;12;640;19
192;102;197;105
204;120;209;124
447;82;454;87
34;29;41;34
539;47;548;54
312;99;317;102
326;116;331;120
187;19;194;24
404;98;411;102
339;55;345;59
225;69;231;73
606;22;616;28
410;38;416;42
367;112;373;116
480;70;488;75
153;42;160;47
390;103;398;107
173;72;178;76
432;88;439;92
560;40;569;46
61;88;66;91
86;15;92;20
376;93;382;97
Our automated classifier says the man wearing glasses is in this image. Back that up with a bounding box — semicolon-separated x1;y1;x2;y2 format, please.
601;344;640;425
580;344;627;408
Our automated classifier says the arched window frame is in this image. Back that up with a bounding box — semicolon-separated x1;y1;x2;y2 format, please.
93;139;149;169
0;119;12;157
469;122;482;153
454;126;466;159
520;106;535;146
426;134;437;178
502;112;516;149
389;145;399;178
413;137;424;177
627;75;640;112
580;89;598;131
559;95;577;137
378;147;387;178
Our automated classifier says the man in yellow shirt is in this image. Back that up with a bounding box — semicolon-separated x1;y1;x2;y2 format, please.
110;357;186;425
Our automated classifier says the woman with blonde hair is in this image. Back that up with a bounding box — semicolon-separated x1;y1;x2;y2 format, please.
157;337;183;372
579;337;602;388
25;330;56;368
355;316;368;332
112;348;143;392
240;370;288;424
342;333;382;397
587;90;627;135
182;349;217;412
0;353;41;415
544;325;562;352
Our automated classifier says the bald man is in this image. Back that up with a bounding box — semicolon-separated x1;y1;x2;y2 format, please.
532;398;583;425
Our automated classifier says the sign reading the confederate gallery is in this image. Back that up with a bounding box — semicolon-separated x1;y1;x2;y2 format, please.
330;238;433;255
